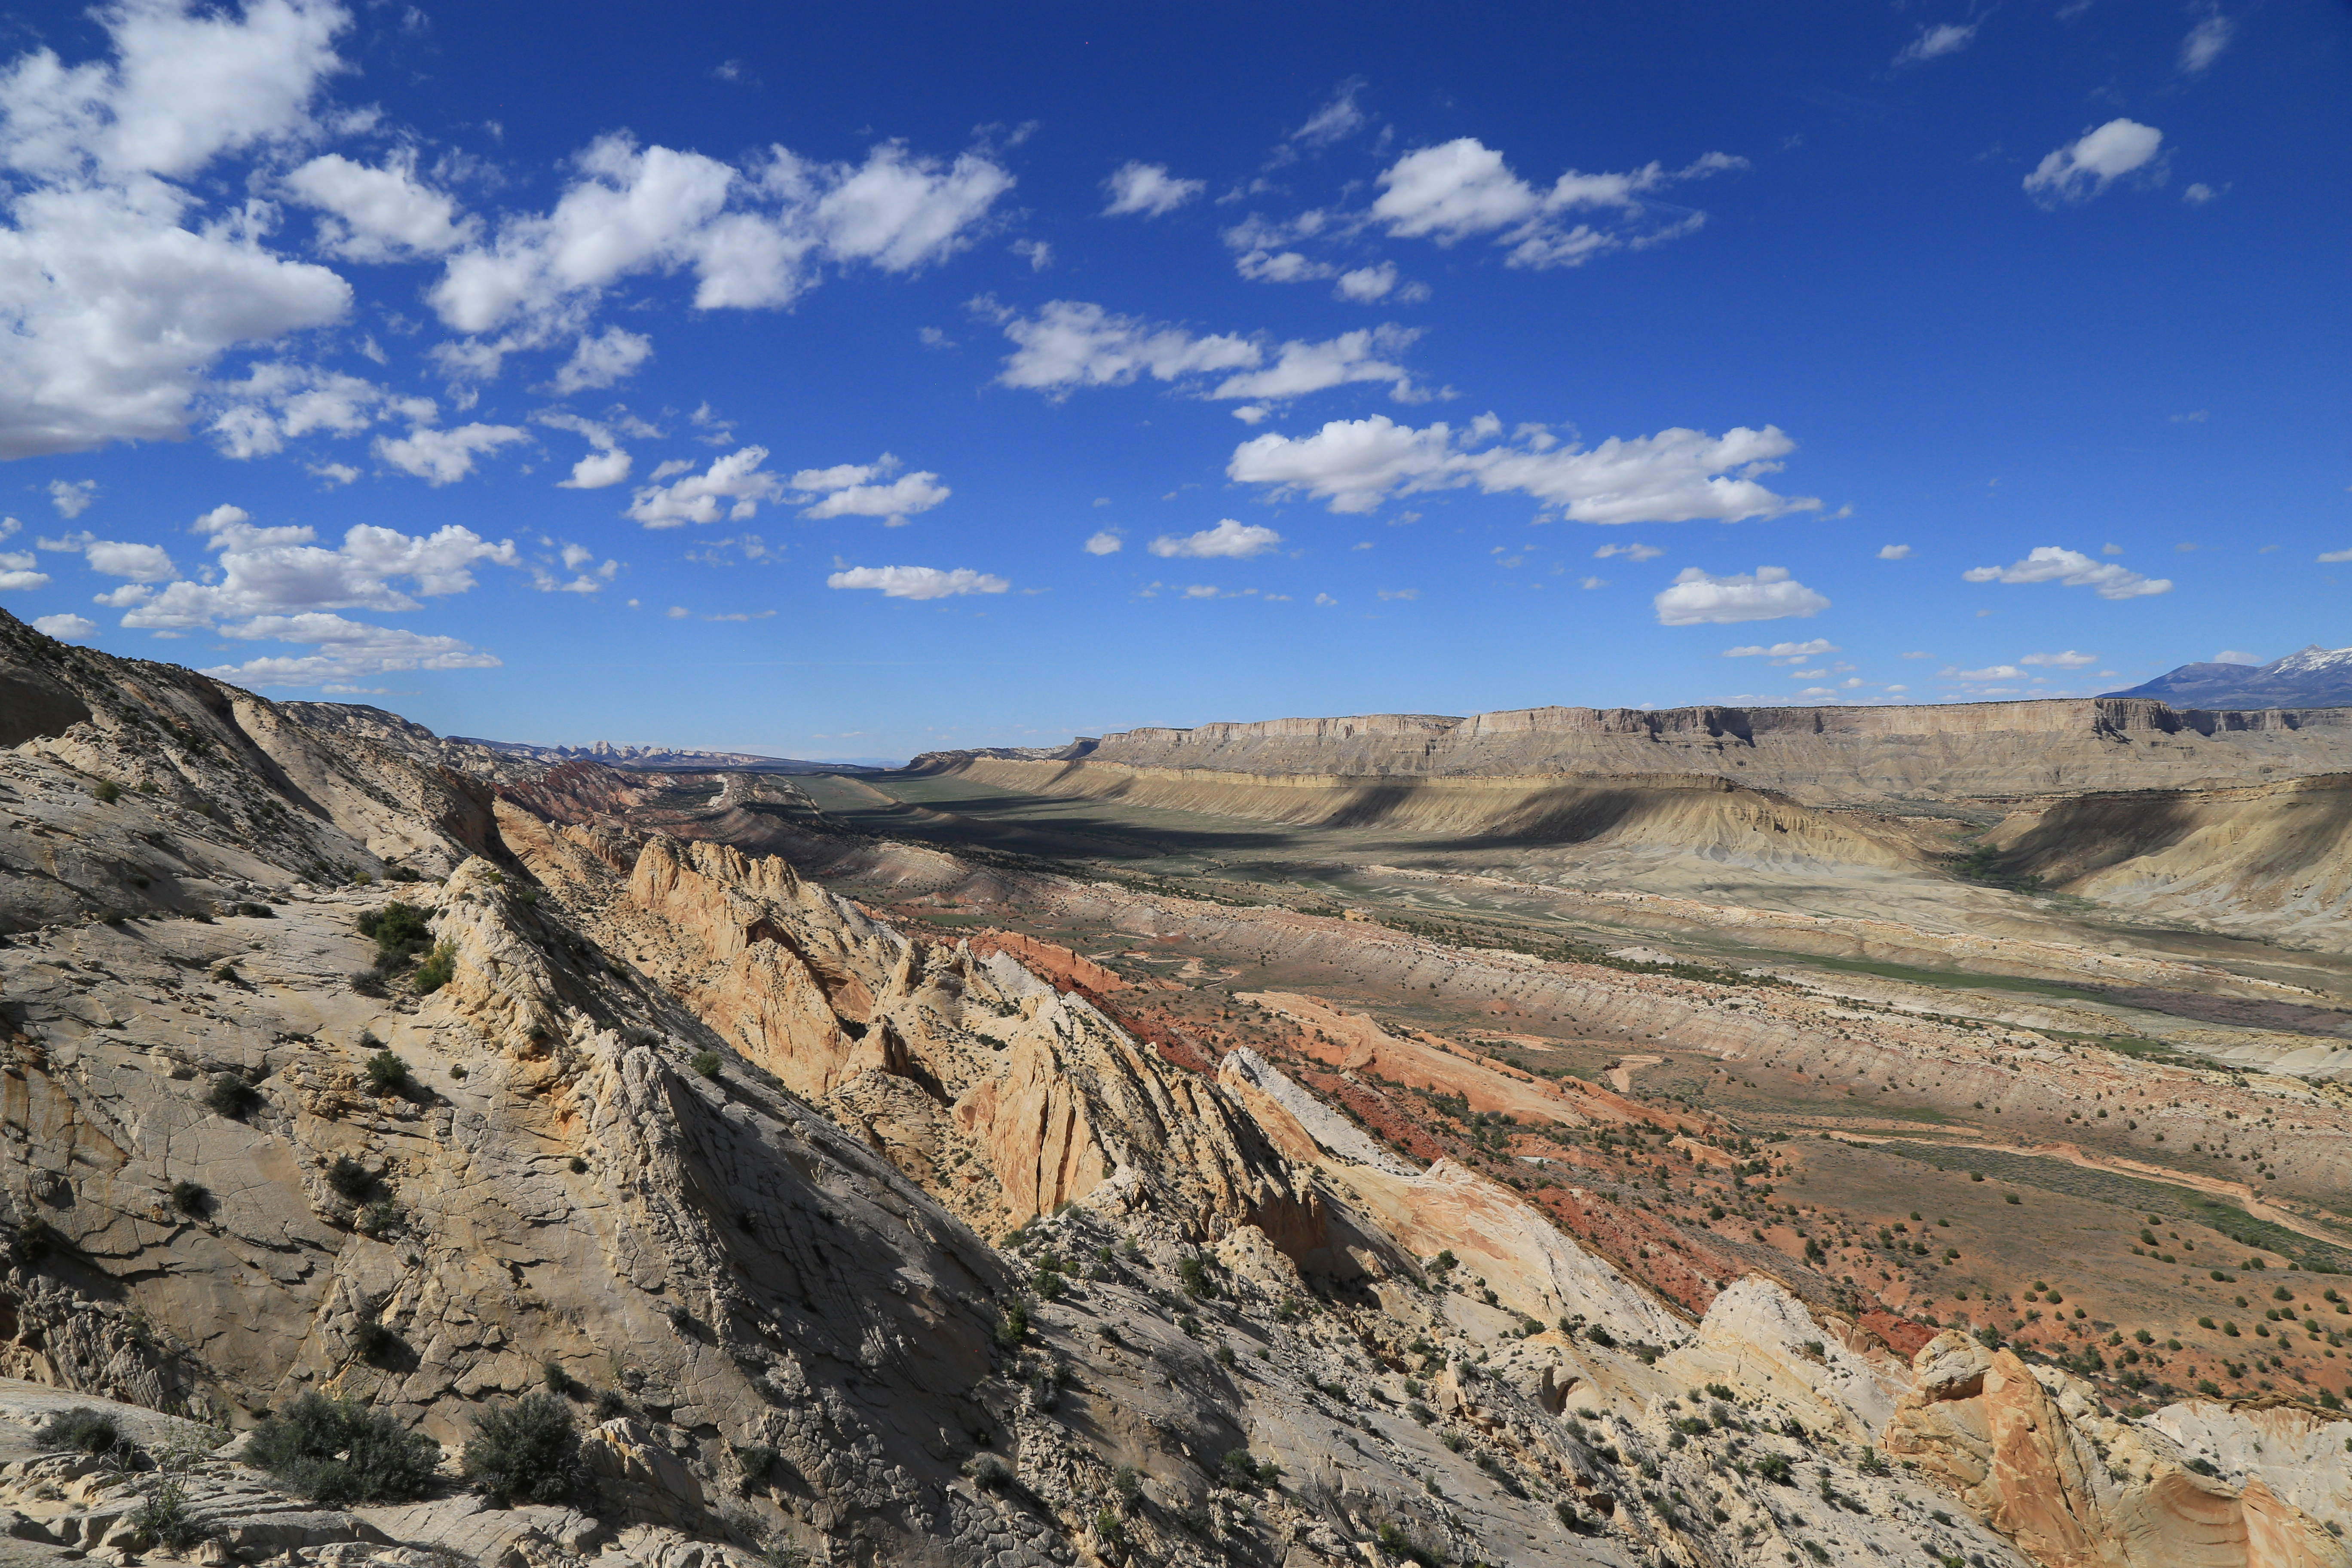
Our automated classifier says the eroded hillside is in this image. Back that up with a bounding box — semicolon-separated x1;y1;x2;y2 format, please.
3;608;2351;1568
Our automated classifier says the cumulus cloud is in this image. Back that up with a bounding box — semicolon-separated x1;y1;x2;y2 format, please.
1147;520;1281;559
992;299;1424;407
1228;413;1817;521
1593;542;1662;561
2180;11;2234;74
0;0;354;458
1102;161;1203;217
1894;21;1977;65
202;611;500;687
1083;531;1122;555
31;613;94;639
82;538;178;581
373;421;528;484
208;362;431;459
2021;649;2098;667
1653;565;1829;625
1963;546;2171;599
101;502;518;630
47;479;97;518
2024;119;2164;206
789;455;949;526
626;446;785;528
0;550;49;590
1369;138;1743;269
282;150;476;259
546;326;652;395
1947;664;2024;681
825;564;1008;599
429;135;1012;340
1877;543;1912;560
1723;637;1836;660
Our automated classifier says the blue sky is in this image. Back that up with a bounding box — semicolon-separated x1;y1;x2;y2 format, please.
0;0;2346;759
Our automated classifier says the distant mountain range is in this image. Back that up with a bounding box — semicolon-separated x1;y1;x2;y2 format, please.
453;737;883;773
2103;645;2352;709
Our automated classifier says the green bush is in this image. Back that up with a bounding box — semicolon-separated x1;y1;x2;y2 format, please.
203;1072;260;1118
1177;1255;1215;1298
128;1479;207;1550
170;1179;209;1216
91;780;121;804
247;1393;441;1503
994;1300;1029;1347
36;1407;129;1458
461;1392;585;1507
412;943;457;995
358;903;434;967
689;1050;723;1079
327;1156;377;1200
1754;1452;1794;1485
364;1051;412;1095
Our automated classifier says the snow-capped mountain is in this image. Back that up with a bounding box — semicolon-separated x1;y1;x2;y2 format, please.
2104;645;2352;708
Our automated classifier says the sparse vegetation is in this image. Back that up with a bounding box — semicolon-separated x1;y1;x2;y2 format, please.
364;1050;413;1094
202;1071;261;1118
36;1407;130;1458
690;1050;724;1078
248;1393;441;1503
412;943;457;995
461;1392;585;1507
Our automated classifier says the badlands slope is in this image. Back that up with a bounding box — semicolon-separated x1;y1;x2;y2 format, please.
4;607;2352;1568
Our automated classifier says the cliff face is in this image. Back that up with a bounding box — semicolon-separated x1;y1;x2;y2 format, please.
917;698;2352;805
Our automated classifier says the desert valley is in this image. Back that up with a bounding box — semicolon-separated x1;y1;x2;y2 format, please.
5;609;2352;1568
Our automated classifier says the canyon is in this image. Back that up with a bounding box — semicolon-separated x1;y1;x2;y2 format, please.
3;606;2352;1568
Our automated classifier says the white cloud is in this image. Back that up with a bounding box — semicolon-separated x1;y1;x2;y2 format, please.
82;539;177;581
993;299;1424;407
373;421;528;485
1723;638;1835;659
31;612;93;638
1291;80;1368;148
625;445;784;527
1963;546;2171;599
1102;161;1204;218
1579;575;1605;590
0;0;355;459
0;549;49;590
2180;12;2234;74
1083;531;1122;555
1877;543;1912;560
789;454;949;526
546;326;652;395
1332;262;1427;304
2214;649;2260;665
1235;248;1333;284
102;503;517;630
2020;649;2098;667
202;610;499;687
1369;139;1743;269
1894;21;1977;65
429;135;1012;339
1148;520;1281;559
1947;665;2025;681
2182;182;2221;206
1593;542;1662;561
282;150;476;259
47;479;97;517
2317;548;2352;564
2024;119;2164;206
1653;565;1829;625
208;362;427;458
536;410;634;489
1229;413;1816;521
826;564;1008;599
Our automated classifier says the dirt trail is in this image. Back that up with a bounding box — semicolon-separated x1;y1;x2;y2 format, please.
1822;1128;2349;1248
1609;1054;1662;1094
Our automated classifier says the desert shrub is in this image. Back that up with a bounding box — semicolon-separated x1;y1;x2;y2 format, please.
1754;1452;1794;1485
357;1200;405;1238
203;1072;261;1118
689;1050;723;1079
326;1156;377;1200
386;867;422;883
969;1453;1011;1490
735;1442;776;1479
170;1180;209;1216
994;1300;1029;1348
461;1393;585;1507
1584;1324;1617;1349
128;1479;208;1550
355;1315;401;1363
1112;1464;1140;1505
91;780;121;803
349;971;388;998
235;902;273;918
412;944;457;995
567;1156;587;1174
1176;1255;1215;1298
594;1388;629;1421
358;903;434;967
36;1407;129;1457
364;1051;412;1095
247;1394;441;1503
